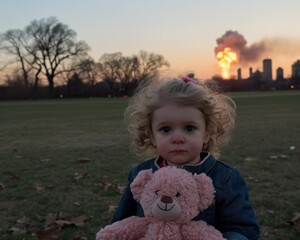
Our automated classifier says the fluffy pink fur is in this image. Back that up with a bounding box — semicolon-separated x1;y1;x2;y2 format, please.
96;167;225;240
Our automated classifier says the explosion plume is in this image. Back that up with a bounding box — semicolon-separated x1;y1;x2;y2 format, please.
216;48;238;79
215;30;266;79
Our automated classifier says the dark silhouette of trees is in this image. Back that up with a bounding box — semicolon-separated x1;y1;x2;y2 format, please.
97;52;123;96
97;51;169;96
0;29;32;97
67;73;87;97
137;50;169;80
76;57;98;97
0;16;171;99
25;17;90;96
0;16;90;98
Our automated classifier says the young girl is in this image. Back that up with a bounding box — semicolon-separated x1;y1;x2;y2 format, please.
112;76;260;240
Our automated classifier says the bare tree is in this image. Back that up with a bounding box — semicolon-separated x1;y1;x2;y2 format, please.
76;57;98;85
0;29;32;94
97;52;122;80
136;50;169;80
76;57;99;97
97;51;169;96
97;52;122;96
115;55;139;95
0;17;90;97
25;16;90;96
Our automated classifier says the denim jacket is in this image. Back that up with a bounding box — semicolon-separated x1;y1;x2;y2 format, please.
112;152;260;240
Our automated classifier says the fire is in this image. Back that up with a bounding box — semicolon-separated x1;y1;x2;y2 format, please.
216;47;238;79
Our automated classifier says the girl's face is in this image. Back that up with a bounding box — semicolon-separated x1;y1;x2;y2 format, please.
151;103;207;166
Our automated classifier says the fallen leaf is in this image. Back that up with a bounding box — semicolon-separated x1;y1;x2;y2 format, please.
286;212;300;232
279;154;289;160
55;220;72;227
244;156;256;162
108;205;117;214
95;177;113;191
71;215;89;227
269;155;290;160
34;183;46;192
96;177;125;193
290;146;296;151
10;175;21;180
45;213;64;228
73;201;80;206
8;226;27;234
73;172;89;181
44;212;88;229
116;185;126;194
0;183;5;189
16;216;30;224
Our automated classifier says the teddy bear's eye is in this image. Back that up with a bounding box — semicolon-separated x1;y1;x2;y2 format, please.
155;190;159;195
176;192;181;197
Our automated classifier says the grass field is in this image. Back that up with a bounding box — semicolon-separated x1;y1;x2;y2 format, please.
0;91;299;240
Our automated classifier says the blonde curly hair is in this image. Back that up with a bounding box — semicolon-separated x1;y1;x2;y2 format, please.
125;76;236;158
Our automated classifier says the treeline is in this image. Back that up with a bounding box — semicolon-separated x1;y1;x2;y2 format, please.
0;74;139;100
0;17;169;100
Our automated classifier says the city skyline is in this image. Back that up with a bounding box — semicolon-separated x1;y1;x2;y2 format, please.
235;58;300;81
1;0;300;81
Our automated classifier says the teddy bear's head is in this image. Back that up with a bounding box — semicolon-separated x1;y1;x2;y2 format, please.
130;166;215;224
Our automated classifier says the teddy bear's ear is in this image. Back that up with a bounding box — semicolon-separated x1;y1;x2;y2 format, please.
130;169;153;201
194;173;215;211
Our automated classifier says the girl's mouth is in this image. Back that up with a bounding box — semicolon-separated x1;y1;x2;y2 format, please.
171;150;186;153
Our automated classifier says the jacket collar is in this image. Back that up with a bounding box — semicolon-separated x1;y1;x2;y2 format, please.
152;152;216;174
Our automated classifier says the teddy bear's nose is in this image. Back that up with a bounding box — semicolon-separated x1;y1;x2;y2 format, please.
161;195;173;204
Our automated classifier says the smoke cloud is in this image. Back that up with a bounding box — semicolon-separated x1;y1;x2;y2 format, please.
215;30;266;64
215;30;300;65
263;37;300;58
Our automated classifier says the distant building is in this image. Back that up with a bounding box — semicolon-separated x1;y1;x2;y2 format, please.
276;67;284;80
263;59;273;81
253;69;263;79
275;67;287;90
237;68;242;80
249;67;253;78
292;60;300;78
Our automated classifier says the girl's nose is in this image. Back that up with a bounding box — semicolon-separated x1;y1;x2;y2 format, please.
171;134;185;143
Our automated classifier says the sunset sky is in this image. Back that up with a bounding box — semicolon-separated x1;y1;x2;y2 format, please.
1;0;300;80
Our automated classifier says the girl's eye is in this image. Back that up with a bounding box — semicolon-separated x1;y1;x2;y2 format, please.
160;127;171;133
176;192;181;197
185;125;196;132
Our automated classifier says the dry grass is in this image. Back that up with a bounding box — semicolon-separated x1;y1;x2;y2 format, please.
0;91;299;240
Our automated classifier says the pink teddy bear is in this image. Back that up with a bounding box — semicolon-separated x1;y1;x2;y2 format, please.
96;166;225;240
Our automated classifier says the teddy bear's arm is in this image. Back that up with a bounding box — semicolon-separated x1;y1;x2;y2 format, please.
96;216;149;240
181;221;226;240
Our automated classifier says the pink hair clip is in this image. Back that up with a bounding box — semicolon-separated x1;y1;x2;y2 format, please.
181;77;198;84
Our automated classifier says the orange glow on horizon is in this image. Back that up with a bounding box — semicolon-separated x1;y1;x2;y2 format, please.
216;47;238;79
